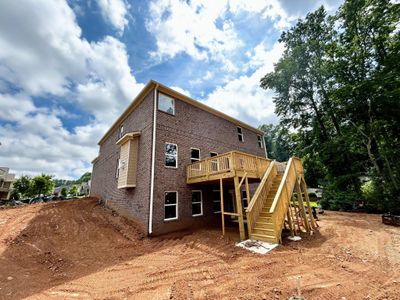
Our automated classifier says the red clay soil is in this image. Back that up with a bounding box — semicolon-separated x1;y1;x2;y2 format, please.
0;198;399;300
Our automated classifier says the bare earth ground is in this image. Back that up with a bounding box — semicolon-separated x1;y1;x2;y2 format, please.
0;198;399;300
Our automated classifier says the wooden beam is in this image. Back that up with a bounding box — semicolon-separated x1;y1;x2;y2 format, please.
220;178;225;236
223;212;239;216
286;205;294;237
234;176;246;241
301;176;317;229
295;178;310;233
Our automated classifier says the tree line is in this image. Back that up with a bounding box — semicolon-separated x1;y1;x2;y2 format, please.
260;0;399;213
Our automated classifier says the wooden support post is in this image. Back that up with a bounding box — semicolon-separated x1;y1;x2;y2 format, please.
220;178;225;236
301;177;317;229
245;176;251;238
295;178;310;233
234;176;246;241
286;202;295;237
293;194;301;232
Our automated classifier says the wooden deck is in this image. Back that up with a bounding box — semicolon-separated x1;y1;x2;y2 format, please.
187;151;271;184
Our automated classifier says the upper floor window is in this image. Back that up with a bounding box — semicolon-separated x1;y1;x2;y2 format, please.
237;126;244;142
118;124;124;139
257;135;263;148
165;143;178;168
158;93;175;115
190;148;200;163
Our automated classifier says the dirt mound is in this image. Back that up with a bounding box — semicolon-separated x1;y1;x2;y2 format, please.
0;199;399;299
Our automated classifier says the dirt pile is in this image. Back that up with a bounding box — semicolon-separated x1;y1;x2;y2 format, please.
0;198;399;299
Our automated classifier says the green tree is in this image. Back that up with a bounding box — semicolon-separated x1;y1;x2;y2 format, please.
259;124;295;161
69;185;78;197
60;187;67;198
12;175;32;197
75;172;91;184
30;174;55;197
260;0;400;213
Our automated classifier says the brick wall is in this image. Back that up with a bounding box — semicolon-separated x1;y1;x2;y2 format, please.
91;90;154;232
152;91;265;235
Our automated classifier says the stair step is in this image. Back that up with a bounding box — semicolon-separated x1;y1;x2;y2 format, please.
253;227;275;235
257;217;272;222
255;221;274;227
250;233;278;244
259;212;272;217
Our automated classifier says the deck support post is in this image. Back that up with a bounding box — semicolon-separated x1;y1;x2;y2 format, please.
295;178;310;233
300;176;317;229
220;178;225;236
286;203;295;237
234;176;246;241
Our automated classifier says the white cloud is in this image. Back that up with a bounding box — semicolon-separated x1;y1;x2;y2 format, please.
202;42;285;127
146;0;241;64
96;0;129;32
170;86;191;97
0;0;142;179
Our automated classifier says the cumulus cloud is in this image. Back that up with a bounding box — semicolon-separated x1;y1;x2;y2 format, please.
0;0;141;178
96;0;129;32
202;42;285;127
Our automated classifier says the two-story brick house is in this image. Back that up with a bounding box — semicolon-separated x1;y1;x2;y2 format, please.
91;80;316;242
91;80;267;234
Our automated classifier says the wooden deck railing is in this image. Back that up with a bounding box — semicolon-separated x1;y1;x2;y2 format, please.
187;151;270;181
269;157;303;241
246;161;277;235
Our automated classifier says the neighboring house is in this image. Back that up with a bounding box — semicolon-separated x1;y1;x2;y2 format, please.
0;167;15;200
79;180;91;196
91;80;315;242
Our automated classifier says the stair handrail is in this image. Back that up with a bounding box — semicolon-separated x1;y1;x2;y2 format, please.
246;160;276;234
268;157;302;241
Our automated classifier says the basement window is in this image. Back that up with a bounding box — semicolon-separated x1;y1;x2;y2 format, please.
237;126;244;142
212;190;221;213
242;190;248;210
192;190;203;216
164;191;178;220
158;93;175;115
257;135;263;148
165;143;178;168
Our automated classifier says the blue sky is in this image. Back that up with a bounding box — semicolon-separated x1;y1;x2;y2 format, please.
0;0;341;179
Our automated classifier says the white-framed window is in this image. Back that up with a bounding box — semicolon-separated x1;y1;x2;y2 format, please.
237;126;244;142
212;190;221;213
118;124;124;139
257;135;263;148
210;152;219;171
158;93;175;115
164;191;178;220
190;148;200;163
192;190;203;216
165;143;178;168
115;158;121;179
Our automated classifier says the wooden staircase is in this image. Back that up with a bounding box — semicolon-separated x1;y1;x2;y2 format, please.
250;174;282;243
246;157;316;244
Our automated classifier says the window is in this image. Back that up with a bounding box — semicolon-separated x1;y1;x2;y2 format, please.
158;93;175;115
190;148;200;163
242;190;248;210
164;191;178;220
118;124;124;139
237;127;244;142
257;135;263;148
210;152;219;171
212;190;221;213
115;158;121;179
192;190;203;216
165;143;178;168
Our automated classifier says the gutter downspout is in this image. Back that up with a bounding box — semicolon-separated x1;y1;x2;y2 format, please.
148;84;158;235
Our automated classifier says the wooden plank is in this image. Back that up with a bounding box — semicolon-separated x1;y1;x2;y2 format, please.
220;178;225;236
234;176;246;241
222;212;239;216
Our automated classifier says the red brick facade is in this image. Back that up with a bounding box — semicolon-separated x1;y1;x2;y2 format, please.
91;83;266;235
